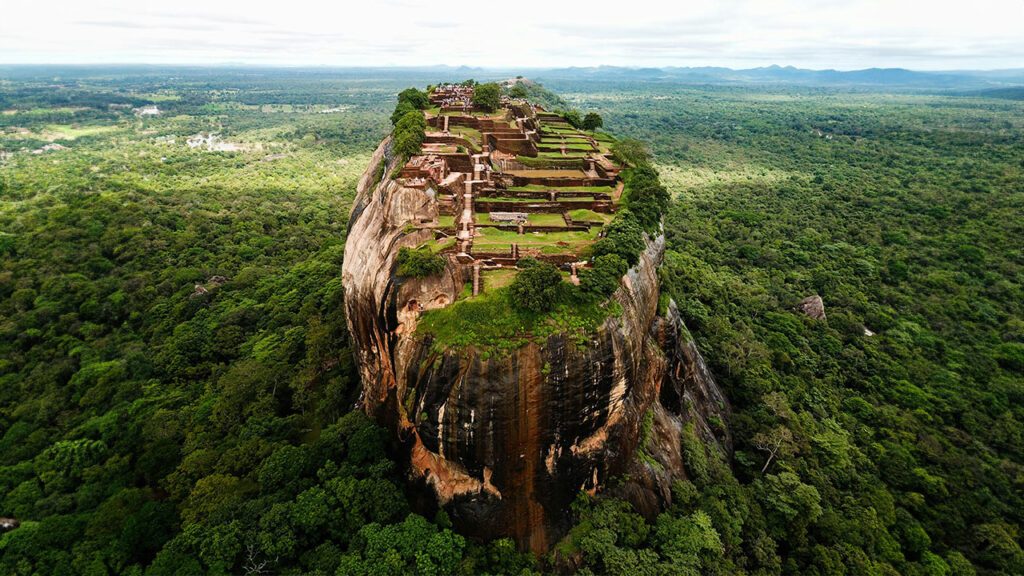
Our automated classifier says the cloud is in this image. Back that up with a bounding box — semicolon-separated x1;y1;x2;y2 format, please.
75;20;150;30
2;0;1022;69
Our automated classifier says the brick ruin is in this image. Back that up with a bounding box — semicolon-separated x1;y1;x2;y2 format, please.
397;83;625;294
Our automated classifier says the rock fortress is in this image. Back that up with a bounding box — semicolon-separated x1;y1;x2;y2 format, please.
342;81;732;552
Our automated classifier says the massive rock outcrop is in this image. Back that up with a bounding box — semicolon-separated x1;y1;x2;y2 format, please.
342;138;731;552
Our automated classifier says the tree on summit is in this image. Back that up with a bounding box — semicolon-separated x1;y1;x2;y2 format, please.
510;262;564;312
611;139;650;167
392;111;426;158
583;112;604;131
472;83;501;112
397;87;430;110
563;110;583;128
392;87;429;125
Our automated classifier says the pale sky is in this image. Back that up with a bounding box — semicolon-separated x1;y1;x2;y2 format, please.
2;0;1022;70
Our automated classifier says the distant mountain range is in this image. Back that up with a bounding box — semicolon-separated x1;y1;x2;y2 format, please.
3;63;1023;92
520;65;1024;91
406;64;1024;91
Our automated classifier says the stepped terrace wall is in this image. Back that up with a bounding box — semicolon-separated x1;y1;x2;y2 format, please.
424;134;478;151
467;251;582;267
487;134;537;156
474;223;591;233
478;189;612;201
435;153;475;173
509;174;617;188
475;200;614;213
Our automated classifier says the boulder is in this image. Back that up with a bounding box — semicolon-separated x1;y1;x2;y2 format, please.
796;295;826;320
0;517;19;533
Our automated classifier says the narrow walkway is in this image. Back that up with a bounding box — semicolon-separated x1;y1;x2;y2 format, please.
612;181;625;201
458;180;473;240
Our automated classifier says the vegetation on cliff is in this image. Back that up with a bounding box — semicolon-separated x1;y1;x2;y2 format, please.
396;247;446;279
392;111;427;159
390;87;430;125
415;286;622;354
509;260;565;313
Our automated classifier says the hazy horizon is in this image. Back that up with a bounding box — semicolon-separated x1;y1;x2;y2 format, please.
2;0;1022;71
1;63;1023;74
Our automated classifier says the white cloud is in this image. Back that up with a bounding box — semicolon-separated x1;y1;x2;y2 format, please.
1;0;1022;69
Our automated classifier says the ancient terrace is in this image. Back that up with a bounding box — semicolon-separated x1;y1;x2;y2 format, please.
396;83;624;296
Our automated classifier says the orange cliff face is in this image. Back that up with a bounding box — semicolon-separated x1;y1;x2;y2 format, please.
341;95;731;552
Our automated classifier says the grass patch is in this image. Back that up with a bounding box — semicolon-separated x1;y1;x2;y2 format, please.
541;127;578;135
506;169;588;178
506;185;614;193
475;227;598;247
527;213;568;226
474;227;524;245
416;286;621;353
515;155;587;169
449;125;482;148
483;268;518;290
569;209;613;223
538;152;588;160
475;242;514;253
437;215;455;227
476;196;536;203
472;228;599;258
419;236;457;253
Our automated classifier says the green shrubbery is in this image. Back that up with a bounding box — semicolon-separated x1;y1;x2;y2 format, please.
583;112;604;131
389;102;416;126
610;138;651;166
415;284;619;354
396;246;445;279
397;87;430;110
562;110;582;128
390;87;429;125
471;82;501;112
623;164;670;232
392;110;426;158
509;260;565;312
389;87;429;158
593;214;647;266
578;253;628;300
556;110;603;131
